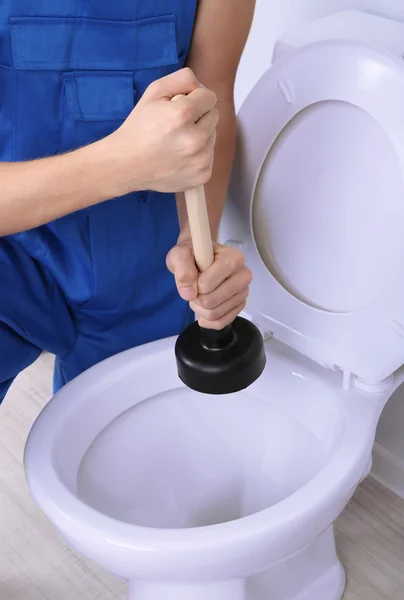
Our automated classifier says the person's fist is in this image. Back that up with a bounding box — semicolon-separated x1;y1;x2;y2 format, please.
108;68;218;195
166;240;252;329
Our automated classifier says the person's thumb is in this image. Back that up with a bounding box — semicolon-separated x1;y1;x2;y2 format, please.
166;243;199;301
143;68;202;102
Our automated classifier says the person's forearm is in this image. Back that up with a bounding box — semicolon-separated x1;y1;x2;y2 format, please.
0;68;218;238
0;139;124;237
176;97;236;243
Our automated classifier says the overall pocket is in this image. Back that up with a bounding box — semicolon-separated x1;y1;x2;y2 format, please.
9;14;180;157
60;70;135;151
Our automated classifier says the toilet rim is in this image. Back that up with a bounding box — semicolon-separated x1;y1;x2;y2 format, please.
24;337;375;556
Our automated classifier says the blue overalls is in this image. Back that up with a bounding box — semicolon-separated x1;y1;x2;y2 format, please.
0;0;197;400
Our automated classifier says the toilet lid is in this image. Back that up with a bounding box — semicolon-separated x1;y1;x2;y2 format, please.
224;40;404;383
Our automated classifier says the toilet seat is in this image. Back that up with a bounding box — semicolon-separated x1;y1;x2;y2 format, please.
25;336;381;580
225;40;404;384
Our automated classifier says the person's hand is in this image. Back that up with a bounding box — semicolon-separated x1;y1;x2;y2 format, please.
107;68;218;196
166;239;252;329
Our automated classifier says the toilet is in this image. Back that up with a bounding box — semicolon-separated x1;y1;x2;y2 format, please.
24;10;404;600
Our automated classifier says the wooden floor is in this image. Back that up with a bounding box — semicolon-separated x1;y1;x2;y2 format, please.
1;354;404;600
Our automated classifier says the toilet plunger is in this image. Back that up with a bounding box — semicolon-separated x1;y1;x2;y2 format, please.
175;184;266;394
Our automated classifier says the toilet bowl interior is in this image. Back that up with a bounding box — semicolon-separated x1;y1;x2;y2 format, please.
47;344;346;531
76;389;327;528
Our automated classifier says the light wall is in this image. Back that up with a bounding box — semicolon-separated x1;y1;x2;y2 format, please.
234;0;404;497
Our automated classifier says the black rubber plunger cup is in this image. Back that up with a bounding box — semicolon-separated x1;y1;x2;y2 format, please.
175;185;266;394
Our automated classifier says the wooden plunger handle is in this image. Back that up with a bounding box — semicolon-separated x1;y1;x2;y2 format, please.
184;185;214;272
172;94;236;347
171;94;214;272
185;185;234;347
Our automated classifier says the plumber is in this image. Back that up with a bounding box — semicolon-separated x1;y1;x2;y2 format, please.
0;0;255;399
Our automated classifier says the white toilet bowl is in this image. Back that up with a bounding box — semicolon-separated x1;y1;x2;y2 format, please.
25;336;400;600
24;11;404;600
